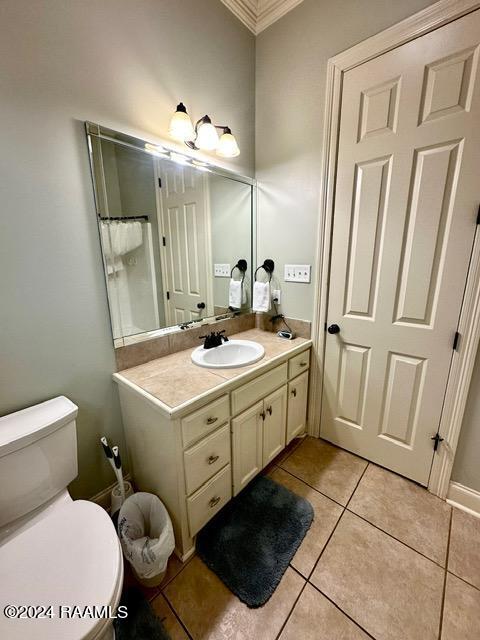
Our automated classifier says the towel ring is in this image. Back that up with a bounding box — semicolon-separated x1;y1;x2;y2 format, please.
230;259;248;283
254;259;275;282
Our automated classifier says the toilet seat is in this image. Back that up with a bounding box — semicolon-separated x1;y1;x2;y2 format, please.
0;499;123;640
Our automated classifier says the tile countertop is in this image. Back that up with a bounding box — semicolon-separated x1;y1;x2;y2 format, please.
113;329;312;417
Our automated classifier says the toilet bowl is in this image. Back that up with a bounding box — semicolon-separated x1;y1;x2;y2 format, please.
0;397;124;640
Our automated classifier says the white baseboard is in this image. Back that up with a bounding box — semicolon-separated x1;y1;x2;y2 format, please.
89;473;132;511
447;481;480;519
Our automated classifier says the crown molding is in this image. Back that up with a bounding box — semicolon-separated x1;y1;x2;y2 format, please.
221;0;257;33
221;0;305;34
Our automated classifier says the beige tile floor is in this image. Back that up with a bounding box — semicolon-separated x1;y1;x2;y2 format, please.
126;436;480;640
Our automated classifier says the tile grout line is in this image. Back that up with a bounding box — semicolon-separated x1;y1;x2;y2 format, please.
160;553;196;592
280;459;451;571
273;575;309;640
304;463;370;583
162;588;196;640
446;569;480;592
438;508;453;640
276;464;348;509
273;457;364;640
160;592;194;640
344;507;448;570
345;462;369;510
308;581;378;640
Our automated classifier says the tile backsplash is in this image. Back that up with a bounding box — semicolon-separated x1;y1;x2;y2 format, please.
115;312;312;371
116;313;256;371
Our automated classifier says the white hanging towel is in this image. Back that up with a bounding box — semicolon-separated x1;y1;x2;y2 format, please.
252;281;271;313
229;279;242;309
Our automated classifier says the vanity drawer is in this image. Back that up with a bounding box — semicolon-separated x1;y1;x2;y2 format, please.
184;424;231;495
187;464;232;537
231;363;287;416
289;350;310;379
181;395;230;448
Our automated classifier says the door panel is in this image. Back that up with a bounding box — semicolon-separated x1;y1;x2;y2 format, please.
159;162;210;324
322;10;480;484
232;401;263;496
263;386;287;467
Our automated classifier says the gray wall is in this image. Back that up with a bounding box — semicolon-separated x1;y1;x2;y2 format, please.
255;0;480;493
210;174;252;310
255;0;435;321
0;0;255;498
452;350;480;492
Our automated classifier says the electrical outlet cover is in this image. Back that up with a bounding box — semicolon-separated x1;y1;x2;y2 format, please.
214;263;230;277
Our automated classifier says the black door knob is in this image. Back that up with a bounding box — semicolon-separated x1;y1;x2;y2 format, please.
327;324;340;334
197;302;206;310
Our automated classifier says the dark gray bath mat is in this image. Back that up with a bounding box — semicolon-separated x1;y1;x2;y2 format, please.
114;587;170;640
196;475;314;607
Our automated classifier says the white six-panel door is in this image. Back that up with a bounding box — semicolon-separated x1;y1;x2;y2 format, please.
321;10;480;485
159;162;211;325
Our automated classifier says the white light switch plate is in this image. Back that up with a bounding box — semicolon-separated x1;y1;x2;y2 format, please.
214;263;230;277
284;264;311;283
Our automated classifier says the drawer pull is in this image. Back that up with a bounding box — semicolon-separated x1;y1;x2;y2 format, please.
299;361;308;367
291;388;297;397
209;496;221;508
267;406;273;416
206;416;218;425
207;454;219;465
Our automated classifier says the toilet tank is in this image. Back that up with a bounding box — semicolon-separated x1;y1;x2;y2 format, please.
0;396;78;528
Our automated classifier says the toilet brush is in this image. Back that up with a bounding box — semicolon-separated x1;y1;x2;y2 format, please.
112;445;126;504
100;436;117;476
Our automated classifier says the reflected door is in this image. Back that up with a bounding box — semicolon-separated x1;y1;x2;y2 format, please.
322;10;480;484
158;162;212;325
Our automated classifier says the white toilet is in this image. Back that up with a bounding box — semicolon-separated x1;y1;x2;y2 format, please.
0;396;124;640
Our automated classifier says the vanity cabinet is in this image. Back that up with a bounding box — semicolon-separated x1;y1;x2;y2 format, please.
114;341;311;560
232;402;263;495
287;371;309;444
262;386;287;467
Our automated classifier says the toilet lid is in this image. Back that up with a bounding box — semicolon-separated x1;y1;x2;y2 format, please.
0;500;123;640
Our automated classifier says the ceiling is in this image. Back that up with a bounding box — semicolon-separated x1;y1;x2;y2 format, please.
220;0;305;34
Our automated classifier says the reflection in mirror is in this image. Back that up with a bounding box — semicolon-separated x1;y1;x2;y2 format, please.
86;125;254;343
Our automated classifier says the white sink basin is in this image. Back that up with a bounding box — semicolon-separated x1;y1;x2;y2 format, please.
191;339;265;369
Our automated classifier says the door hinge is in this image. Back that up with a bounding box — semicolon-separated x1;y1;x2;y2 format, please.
453;331;460;351
431;432;444;452
477;204;480;225
158;178;162;188
166;291;170;300
162;236;166;246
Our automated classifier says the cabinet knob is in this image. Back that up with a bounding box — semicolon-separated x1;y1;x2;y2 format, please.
209;496;221;508
267;406;273;415
207;454;219;465
260;411;266;420
206;416;218;425
291;388;297;397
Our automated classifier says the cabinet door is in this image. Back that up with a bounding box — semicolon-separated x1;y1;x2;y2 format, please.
287;372;308;444
232;401;263;496
263;385;287;467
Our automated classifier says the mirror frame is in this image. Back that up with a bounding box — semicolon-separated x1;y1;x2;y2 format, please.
85;122;257;347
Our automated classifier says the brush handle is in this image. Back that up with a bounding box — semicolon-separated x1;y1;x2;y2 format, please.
101;436;117;473
112;446;126;503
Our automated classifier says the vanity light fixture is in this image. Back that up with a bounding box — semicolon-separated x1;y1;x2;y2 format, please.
144;142;168;156
168;102;195;142
169;151;191;165
168;103;240;158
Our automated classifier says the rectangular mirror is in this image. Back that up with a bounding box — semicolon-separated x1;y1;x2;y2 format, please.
86;123;255;345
